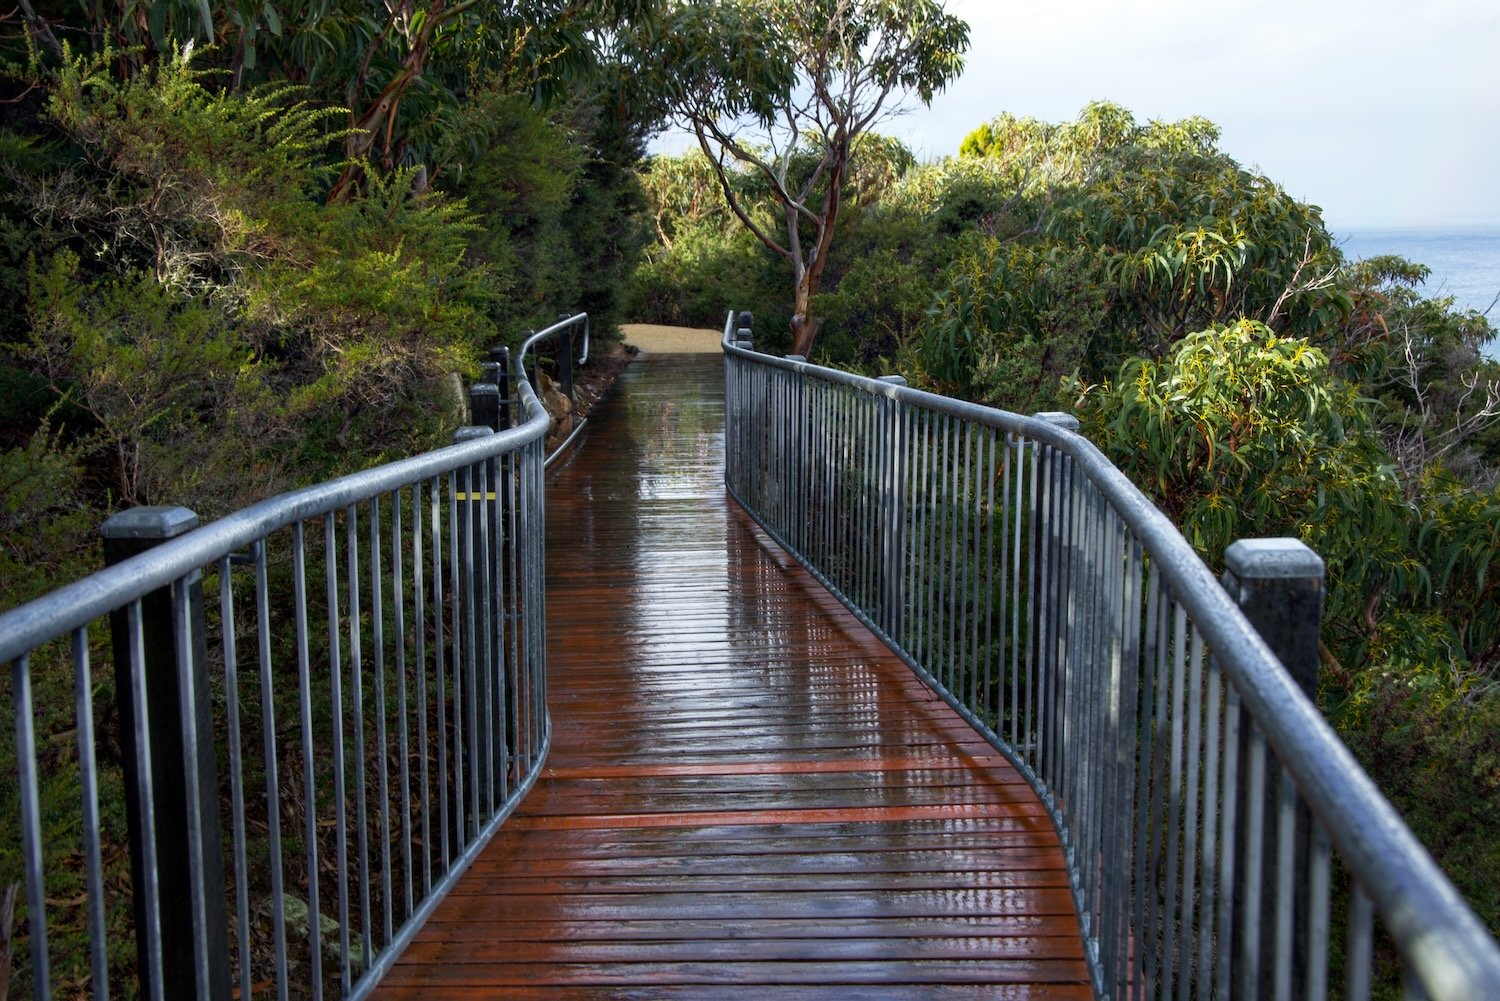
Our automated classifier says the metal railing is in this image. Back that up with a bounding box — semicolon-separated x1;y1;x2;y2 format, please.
0;330;567;998
722;312;1500;1000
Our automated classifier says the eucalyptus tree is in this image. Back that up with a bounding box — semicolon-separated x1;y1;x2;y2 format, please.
4;0;670;193
644;0;968;357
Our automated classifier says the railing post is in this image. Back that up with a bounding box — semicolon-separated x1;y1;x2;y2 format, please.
735;310;754;351
482;355;515;555
524;329;543;392
101;507;231;1001
488;346;513;431
471;381;501;433
1223;537;1325;999
1223;539;1324;699
735;313;756;502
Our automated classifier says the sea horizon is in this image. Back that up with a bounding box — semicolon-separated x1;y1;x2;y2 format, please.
1332;225;1500;360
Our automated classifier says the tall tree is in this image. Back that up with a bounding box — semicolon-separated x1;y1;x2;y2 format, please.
650;0;967;356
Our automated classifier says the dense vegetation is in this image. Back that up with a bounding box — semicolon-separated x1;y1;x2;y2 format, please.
1;2;667;611
634;101;1500;945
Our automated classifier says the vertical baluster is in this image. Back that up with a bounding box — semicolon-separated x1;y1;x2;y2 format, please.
980;427;996;723
1113;534;1145;998
432;475;450;870
1033;442;1053;789
325;512;352;995
169;574;214;993
958;422;975;708
495;447;511;800
1306;827;1331;999
914;408;932;669
1238;727;1268;1000
1160;605;1188;997
452;441;480;840
476;456;494;817
14;652;53;1001
1131;565;1160;996
255;540;289;1001
1215;686;1242;1001
1178;624;1204;1000
1273;769;1297;1001
1198;656;1224;992
72;627;110;1000
1009;433;1024;754
447;469;468;846
1022;433;1039;774
1345;888;1374;1001
1081;486;1107;949
414;481;434;894
290;524;316;1000
218;559;250;1000
507;451;524;774
372;497;395;948
346;506;374;973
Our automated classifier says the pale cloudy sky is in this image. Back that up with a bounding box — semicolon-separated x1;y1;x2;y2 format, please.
883;0;1500;229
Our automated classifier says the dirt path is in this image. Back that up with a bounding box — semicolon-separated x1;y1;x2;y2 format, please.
620;322;722;355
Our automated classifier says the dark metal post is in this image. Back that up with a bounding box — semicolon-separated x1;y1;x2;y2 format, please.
470;379;504;540
488;347;513;431
101;507;231;1001
471;382;500;434
1223;537;1325;999
732;313;755;492
735;310;754;351
525;328;547;396
1223;539;1324;699
468;380;506;640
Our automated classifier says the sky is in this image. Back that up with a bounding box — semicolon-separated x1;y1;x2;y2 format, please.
883;0;1500;230
655;0;1500;231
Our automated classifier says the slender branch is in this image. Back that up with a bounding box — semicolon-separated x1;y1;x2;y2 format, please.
1266;229;1338;330
701;116;820;222
693;124;791;261
16;0;64;61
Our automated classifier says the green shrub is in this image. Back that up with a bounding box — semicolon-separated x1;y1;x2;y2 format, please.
923;239;1108;411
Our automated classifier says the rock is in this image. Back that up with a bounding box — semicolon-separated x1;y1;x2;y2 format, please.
273;894;366;971
438;371;468;425
534;370;574;437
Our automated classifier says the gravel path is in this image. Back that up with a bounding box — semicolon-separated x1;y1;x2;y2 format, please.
620;322;723;355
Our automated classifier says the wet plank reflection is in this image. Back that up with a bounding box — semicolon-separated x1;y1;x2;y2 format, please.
374;354;1088;997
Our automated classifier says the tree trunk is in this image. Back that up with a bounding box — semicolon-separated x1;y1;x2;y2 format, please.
789;259;827;357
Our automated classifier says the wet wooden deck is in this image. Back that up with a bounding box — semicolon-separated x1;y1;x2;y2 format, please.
374;353;1089;998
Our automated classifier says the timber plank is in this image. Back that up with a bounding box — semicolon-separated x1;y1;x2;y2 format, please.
371;354;1086;996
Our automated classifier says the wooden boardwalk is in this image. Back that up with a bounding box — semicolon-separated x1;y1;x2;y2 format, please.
374;353;1089;998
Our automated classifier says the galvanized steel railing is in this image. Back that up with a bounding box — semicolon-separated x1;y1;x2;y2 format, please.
721;313;1500;1000
0;331;566;998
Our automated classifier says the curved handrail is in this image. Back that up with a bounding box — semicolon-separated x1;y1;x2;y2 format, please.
721;314;1500;998
516;312;589;375
0;382;550;664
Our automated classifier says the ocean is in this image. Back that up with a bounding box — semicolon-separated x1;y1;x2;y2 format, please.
1334;227;1500;360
